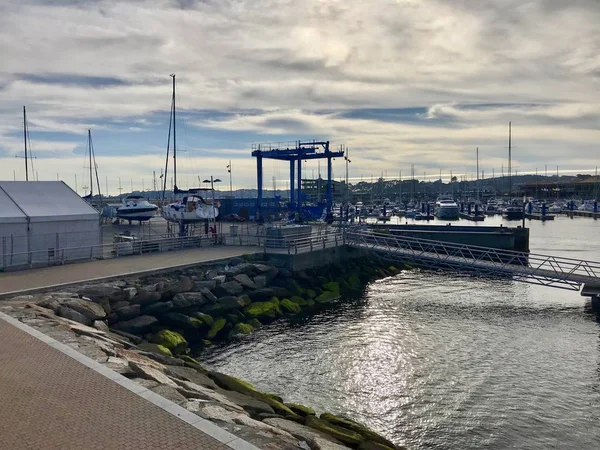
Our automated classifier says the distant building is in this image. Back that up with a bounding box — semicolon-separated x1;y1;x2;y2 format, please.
0;181;101;270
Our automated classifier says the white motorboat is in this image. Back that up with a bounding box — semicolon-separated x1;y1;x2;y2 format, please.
162;190;219;223
435;196;459;219
579;200;598;212
116;195;158;222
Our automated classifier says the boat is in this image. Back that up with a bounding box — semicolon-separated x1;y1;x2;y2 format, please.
404;209;418;219
116;195;158;222
503;201;524;220
578;200;598;212
435;196;459;219
82;129;103;210
485;202;500;215
161;74;219;223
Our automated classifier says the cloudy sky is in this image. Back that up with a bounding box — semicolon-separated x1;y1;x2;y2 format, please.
1;0;599;195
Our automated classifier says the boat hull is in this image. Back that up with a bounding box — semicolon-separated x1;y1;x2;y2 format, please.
435;206;460;219
503;210;524;220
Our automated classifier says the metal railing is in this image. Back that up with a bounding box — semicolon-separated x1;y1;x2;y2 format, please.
345;230;600;291
264;230;344;255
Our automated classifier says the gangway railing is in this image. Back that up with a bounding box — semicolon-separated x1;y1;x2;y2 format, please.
345;230;600;291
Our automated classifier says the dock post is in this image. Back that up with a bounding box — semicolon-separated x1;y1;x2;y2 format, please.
595;201;598;214
542;203;547;218
592;295;600;310
474;203;479;216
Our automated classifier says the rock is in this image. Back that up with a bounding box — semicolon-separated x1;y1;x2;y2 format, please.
247;288;276;302
209;372;297;418
112;315;158;334
216;280;244;297
279;268;293;277
233;274;257;290
197;404;244;423
218;389;275;416
77;284;125;302
248;318;262;329
165;365;217;388
113;304;141;320
191;311;214;326
233;415;295;438
200;288;217;303
210;295;247;314
320;413;396;449
205;269;219;280
322;282;340;294
150;384;188;404
93;320;110;332
37;298;62;313
64;299;106;320
138;342;173;357
163;312;205;330
231;322;253;335
284;279;303;296
181;355;209;373
9;294;35;302
128;361;178;387
104;357;134;375
130;290;162;306
302;289;317;300
347;275;362;290
315;291;340;304
291;296;309;306
174;380;245;412
253;275;267;289
359;442;399;450
151;330;188;354
213;275;226;285
56;305;92;325
272;287;292;299
286;403;316;417
228;263;256;276
244;301;280;321
142;301;174;315
305;416;363;447
280;299;302;314
123;287;138;300
172;292;207;309
206;318;227;339
195;280;217;290
112;301;130;310
179;276;194;292
228;257;245;266
263;418;351;450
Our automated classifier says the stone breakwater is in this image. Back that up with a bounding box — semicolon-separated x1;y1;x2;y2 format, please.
3;254;406;450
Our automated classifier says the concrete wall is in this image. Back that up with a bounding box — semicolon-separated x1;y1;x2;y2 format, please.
267;245;368;271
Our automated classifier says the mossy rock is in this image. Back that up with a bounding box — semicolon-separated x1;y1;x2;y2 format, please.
206;317;227;339
305;415;363;446
307;299;315;307
291;296;309;306
315;290;340;304
285;403;315;417
269;296;280;306
403;264;413;270
359;441;398;450
387;265;401;275
280;298;302;314
202;339;213;347
285;278;303;296
181;355;208;374
137;342;173;357
232;322;253;335
302;289;317;300
265;392;283;403
226;313;241;324
348;274;362;290
209;372;298;418
248;318;262;329
244;301;280;320
150;329;187;354
238;294;252;306
192;312;214;327
320;413;396;449
322;281;340;294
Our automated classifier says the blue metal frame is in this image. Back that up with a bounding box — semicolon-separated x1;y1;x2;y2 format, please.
251;140;344;219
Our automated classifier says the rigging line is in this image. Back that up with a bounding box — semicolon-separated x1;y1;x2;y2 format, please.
25;116;35;177
162;96;174;201
90;133;102;202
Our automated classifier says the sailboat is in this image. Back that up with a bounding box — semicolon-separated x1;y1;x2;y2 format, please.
20;106;35;181
161;74;219;223
502;122;524;221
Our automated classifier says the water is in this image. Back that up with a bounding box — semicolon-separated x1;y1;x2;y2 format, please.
203;216;600;449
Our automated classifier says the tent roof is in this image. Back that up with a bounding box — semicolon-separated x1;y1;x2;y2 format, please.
0;188;27;223
0;181;99;222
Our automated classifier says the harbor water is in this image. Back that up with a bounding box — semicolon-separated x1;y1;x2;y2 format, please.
203;215;600;449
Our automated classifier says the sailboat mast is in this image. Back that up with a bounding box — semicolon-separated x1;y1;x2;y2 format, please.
508;122;512;196
171;74;177;190
476;147;479;203
88;130;93;197
23;106;28;181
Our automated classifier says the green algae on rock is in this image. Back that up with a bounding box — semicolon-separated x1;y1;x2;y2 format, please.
285;403;315;417
206;317;227;339
151;330;188;354
280;298;302;314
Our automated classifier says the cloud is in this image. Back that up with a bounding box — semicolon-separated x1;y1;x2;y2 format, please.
0;0;599;189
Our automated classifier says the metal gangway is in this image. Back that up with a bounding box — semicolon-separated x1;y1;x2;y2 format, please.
344;230;600;293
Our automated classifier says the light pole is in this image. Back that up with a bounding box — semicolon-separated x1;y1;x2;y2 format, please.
344;147;351;206
203;176;222;238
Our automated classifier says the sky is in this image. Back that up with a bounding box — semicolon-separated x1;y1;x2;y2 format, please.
0;0;599;195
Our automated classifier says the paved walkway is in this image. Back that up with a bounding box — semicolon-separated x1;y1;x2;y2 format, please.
0;314;235;450
0;246;254;297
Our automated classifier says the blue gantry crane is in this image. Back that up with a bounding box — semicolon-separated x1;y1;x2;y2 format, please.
251;140;344;220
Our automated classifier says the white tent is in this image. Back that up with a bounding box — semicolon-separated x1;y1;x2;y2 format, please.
0;181;101;269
